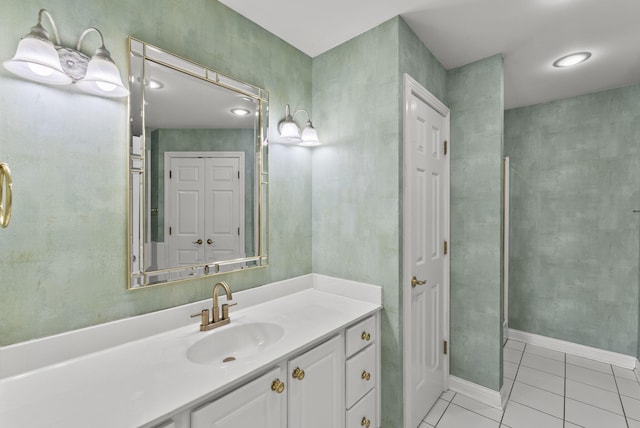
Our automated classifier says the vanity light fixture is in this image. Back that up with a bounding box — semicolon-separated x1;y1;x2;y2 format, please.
277;104;321;146
3;9;129;98
553;52;592;68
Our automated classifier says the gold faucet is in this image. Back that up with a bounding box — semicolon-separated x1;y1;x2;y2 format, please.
191;281;236;331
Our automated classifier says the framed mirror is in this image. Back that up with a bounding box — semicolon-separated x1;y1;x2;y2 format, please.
128;38;269;289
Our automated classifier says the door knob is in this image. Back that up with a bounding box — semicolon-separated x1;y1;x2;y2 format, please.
411;276;426;288
193;239;203;245
207;239;213;245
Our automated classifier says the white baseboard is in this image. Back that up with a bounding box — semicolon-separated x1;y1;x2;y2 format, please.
449;376;502;410
508;329;637;370
635;359;640;384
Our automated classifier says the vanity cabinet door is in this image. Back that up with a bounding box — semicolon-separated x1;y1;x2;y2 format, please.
191;367;286;428
288;335;345;428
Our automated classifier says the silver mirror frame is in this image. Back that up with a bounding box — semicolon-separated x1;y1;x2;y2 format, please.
127;37;269;289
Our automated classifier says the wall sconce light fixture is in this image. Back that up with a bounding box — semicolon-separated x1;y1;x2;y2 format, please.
3;9;129;98
277;104;321;146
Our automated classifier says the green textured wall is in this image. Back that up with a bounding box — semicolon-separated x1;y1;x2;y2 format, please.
448;55;504;391
505;85;640;356
312;17;449;427
0;0;312;346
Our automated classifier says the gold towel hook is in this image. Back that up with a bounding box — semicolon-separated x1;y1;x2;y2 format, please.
0;162;13;228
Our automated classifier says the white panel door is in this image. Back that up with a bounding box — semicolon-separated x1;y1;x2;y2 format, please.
205;156;244;263
405;82;448;428
191;367;286;428
167;157;205;267
288;335;345;428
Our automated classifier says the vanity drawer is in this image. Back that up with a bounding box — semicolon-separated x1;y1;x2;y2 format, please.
346;344;376;408
346;316;376;357
346;389;376;428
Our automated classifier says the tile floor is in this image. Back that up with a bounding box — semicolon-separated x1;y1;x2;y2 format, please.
421;339;640;427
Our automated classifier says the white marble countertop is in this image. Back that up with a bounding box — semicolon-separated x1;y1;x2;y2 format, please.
0;275;381;428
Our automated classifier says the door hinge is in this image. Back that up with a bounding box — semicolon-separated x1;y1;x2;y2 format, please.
238;227;240;236
444;240;448;255
169;227;172;236
444;140;448;156
444;340;448;355
238;171;240;179
169;170;172;179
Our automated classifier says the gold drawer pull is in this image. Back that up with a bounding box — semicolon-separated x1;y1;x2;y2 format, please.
292;367;305;380
361;331;371;341
361;417;371;427
271;379;285;394
361;370;371;381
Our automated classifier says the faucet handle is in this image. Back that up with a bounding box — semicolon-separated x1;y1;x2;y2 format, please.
191;309;210;330
221;302;237;320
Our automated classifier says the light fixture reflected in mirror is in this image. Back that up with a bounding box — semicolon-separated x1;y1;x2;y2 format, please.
277;104;321;146
553;52;592;68
3;9;129;98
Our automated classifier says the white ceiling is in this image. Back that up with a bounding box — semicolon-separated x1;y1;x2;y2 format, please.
219;0;640;109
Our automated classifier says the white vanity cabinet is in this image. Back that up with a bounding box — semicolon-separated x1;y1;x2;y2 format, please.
345;316;378;428
288;335;345;428
190;367;286;428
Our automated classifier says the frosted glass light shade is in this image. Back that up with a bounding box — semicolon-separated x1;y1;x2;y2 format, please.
278;119;302;143
75;48;129;98
3;36;71;85
300;122;321;146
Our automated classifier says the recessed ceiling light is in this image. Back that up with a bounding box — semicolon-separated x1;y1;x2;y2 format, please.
553;52;592;68
148;80;164;89
231;108;251;116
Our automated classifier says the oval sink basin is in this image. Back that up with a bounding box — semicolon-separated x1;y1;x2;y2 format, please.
187;322;285;365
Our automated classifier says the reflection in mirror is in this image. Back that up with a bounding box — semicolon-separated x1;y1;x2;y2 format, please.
128;38;269;289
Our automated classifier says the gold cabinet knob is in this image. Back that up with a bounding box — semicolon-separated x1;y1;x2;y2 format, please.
361;370;371;381
207;239;213;245
271;379;285;394
361;331;371;341
193;239;203;245
411;276;426;288
292;367;305;380
361;417;371;427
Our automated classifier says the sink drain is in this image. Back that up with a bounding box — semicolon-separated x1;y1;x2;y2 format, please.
222;356;236;363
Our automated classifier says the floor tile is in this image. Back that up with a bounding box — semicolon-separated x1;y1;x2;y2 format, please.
565;363;617;392
509;381;563;418
502;401;563;428
566;354;612;374
502;377;515;399
563;423;583;428
617;376;640;400
504;360;518;379
423;398;449;426
621;394;640;421
419;422;434;428
565;398;627;428
440;390;455;402
504;347;523;364
612;365;637;380
505;339;525;352
437;403;500;428
523;344;564;362
629;418;640;428
565;379;623;414
515;365;564;395
452;393;503;422
520;353;565;377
